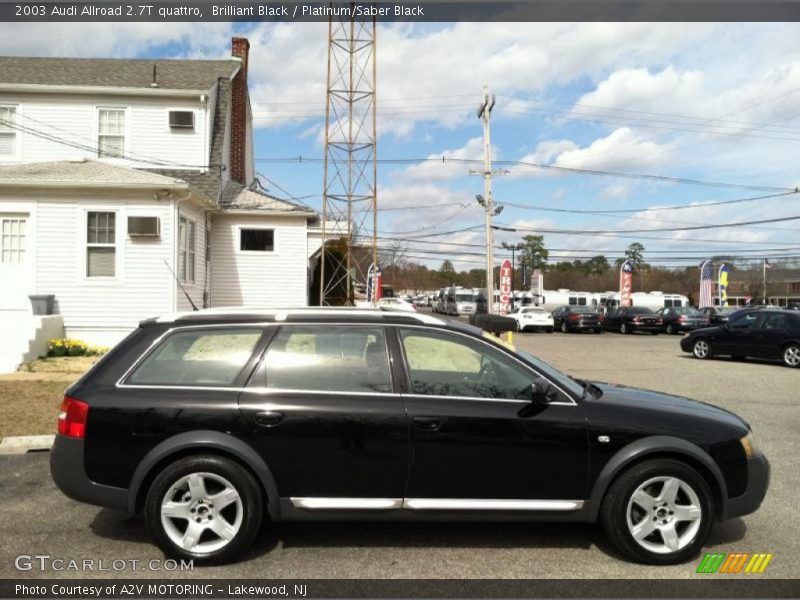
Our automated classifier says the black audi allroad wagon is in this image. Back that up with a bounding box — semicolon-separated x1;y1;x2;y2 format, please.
51;309;769;565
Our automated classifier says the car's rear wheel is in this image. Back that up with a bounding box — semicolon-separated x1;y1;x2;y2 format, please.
620;323;630;334
666;324;675;335
692;338;711;360
600;459;713;565
145;455;263;565
546;327;553;333
561;322;569;333
783;344;800;368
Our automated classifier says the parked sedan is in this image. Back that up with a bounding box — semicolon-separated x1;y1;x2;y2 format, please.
701;306;738;325
603;306;662;334
681;308;800;367
377;297;416;312
551;306;603;333
510;306;554;333
657;307;710;335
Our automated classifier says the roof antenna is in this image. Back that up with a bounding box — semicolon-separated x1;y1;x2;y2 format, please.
163;259;198;311
151;63;158;88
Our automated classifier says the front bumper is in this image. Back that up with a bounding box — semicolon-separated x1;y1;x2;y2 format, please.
725;452;771;520
50;434;128;511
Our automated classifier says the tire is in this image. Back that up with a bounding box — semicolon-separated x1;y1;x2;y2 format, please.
692;338;712;360
145;455;264;565
600;459;714;565
595;328;603;334
561;322;569;334
783;343;800;368
546;328;553;334
620;323;630;334
666;324;675;335
515;320;522;332
650;331;659;336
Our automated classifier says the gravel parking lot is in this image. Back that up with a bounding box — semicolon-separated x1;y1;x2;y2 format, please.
0;327;797;579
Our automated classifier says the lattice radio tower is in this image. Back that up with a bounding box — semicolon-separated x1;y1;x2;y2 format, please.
319;7;378;306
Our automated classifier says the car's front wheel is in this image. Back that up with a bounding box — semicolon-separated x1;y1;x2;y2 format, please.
561;322;569;333
145;455;263;565
620;323;630;334
600;459;713;565
666;324;675;335
783;343;800;368
692;338;711;360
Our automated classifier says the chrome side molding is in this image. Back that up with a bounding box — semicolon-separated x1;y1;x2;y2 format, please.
289;497;584;511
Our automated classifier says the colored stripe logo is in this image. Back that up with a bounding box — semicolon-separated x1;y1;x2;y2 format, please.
697;552;773;574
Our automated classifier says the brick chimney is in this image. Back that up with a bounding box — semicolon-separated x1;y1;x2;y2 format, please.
230;37;250;186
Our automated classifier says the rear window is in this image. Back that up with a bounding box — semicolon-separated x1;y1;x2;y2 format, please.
251;326;392;394
628;307;654;314
570;307;596;314
126;328;262;387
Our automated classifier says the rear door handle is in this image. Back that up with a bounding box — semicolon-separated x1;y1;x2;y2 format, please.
254;411;283;427
413;416;441;432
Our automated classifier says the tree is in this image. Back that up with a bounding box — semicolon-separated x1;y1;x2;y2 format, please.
624;242;645;271
519;235;549;274
439;260;457;283
584;255;610;276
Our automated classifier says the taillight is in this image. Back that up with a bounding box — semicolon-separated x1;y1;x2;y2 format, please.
598;315;605;322
633;316;641;322
678;315;686;323
569;314;581;321
58;396;89;439
656;317;663;324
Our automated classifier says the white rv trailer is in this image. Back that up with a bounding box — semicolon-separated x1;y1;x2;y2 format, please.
535;289;597;312
601;291;691;311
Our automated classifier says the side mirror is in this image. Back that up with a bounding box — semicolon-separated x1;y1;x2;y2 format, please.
531;377;556;404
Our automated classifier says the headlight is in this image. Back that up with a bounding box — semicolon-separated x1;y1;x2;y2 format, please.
740;432;757;458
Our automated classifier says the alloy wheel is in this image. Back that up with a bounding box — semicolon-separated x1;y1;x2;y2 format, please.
784;344;800;367
625;476;703;555
160;472;243;555
561;322;568;333
693;339;710;359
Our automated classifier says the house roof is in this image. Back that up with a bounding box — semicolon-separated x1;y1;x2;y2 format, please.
219;180;315;214
0;159;188;189
0;57;240;91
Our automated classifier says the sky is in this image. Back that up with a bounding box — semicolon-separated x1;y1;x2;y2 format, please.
3;21;800;271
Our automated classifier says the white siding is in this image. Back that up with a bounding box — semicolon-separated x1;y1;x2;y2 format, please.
176;203;208;311
211;214;308;308
34;195;175;344
0;92;209;171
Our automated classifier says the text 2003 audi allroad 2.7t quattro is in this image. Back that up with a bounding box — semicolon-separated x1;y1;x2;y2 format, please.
51;309;769;565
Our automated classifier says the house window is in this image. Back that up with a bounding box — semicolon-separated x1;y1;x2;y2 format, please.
241;228;274;252
86;211;116;277
178;216;196;283
98;108;125;158
1;218;26;263
0;106;16;156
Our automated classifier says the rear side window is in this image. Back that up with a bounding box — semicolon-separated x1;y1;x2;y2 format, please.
127;328;262;386
252;326;392;393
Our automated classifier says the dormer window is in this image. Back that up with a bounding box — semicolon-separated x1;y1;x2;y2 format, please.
98;108;125;158
0;105;17;156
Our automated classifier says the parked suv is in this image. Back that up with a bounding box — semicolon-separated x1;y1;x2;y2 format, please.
51;308;769;565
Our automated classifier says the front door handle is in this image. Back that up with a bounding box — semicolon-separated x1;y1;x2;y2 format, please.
254;411;283;427
413;416;441;432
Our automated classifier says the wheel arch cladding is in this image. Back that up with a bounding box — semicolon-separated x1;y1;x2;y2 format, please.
588;436;728;522
127;430;280;520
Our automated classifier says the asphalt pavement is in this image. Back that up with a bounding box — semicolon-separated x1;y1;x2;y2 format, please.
1;326;797;579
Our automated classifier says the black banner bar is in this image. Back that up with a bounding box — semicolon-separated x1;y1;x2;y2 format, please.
2;579;800;598
5;1;800;22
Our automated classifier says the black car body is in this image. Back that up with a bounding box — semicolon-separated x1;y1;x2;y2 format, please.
603;306;663;334
681;308;800;367
701;306;738;325
657;307;710;334
51;309;769;566
551;306;604;333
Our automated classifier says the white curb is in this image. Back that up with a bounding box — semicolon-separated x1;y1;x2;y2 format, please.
0;434;55;454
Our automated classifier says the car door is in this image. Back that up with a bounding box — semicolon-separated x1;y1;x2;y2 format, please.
394;326;589;506
238;324;409;507
714;311;761;356
750;312;790;359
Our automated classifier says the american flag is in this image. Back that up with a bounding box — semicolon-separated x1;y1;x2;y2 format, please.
699;260;713;308
764;259;774;270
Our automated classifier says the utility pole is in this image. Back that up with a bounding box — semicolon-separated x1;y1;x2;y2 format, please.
471;86;505;313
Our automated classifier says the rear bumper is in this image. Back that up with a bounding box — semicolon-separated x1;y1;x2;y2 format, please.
631;323;661;332
50;435;128;511
725;452;770;520
566;322;601;330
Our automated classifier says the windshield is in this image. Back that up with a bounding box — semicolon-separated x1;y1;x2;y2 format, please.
629;307;655;314
674;307;701;315
570;307;597;314
456;294;474;302
516;349;585;398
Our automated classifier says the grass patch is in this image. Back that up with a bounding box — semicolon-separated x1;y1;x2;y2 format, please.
0;380;68;438
21;356;99;374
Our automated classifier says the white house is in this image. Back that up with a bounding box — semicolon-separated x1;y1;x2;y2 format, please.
0;38;318;372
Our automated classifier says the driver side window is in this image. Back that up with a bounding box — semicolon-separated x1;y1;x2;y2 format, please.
730;312;760;330
399;328;534;400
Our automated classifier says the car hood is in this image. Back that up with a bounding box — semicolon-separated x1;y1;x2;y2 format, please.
592;382;748;431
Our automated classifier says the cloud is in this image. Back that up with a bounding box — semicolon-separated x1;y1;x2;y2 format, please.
399;137;487;183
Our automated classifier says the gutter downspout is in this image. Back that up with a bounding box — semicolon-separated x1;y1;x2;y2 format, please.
172;190;193;312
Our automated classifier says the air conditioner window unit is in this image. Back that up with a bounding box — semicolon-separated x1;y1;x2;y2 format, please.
169;110;194;129
128;216;160;237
